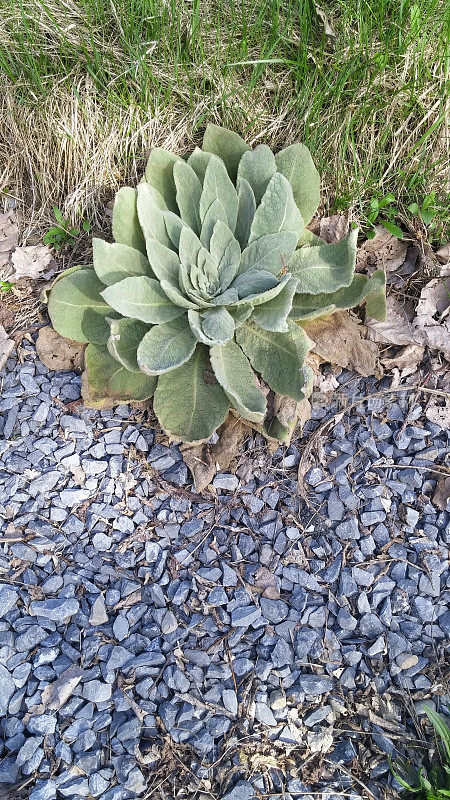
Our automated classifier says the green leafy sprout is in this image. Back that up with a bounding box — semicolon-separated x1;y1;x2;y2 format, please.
43;205;90;251
390;706;450;799
44;125;387;444
0;279;14;293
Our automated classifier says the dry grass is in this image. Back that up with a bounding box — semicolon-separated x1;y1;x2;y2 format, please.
0;0;448;240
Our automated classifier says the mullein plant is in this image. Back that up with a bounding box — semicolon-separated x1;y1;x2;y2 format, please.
44;125;386;443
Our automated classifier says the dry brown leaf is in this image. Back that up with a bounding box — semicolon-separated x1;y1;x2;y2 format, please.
253;566;280;600
380;344;425;373
0;324;15;370
181;414;249;492
11;244;55;280
301;311;380;377
366;296;420;346
313;3;336;38
0;301;14;330
0;211;19;270
425;396;450;429
432;474;450;511
356;226;408;275
36;325;86;372
436;243;450;264
413;267;450;360
39;665;83;713
319;215;349;243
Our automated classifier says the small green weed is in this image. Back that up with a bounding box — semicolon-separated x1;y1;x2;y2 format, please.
0;279;14;293
364;194;404;240
390;706;450;799
43;206;90;251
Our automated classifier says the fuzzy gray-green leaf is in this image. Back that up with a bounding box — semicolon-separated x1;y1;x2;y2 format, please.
137;316;197;375
48;268;113;344
202;124;250;182
289;228;358;294
137;183;172;249
236;320;313;401
93;239;153;286
107;318;150;372
249;172;303;243
275;142;320;226
85;343;157;403
144;148;181;213
291;269;386;320
210;340;266;422
251;276;297;331
187;148;213;183
237;145;277;205
209;221;241;289
201;307;235;344
173;160;202;234
235;178;256;249
199;155;238;234
112;187;146;254
239;232;298;276
154;346;230;442
101;276;184;324
145;238;180;285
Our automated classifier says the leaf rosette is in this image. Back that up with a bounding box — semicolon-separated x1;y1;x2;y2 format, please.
45;125;386;442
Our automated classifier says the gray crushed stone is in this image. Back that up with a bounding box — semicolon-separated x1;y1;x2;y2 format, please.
0;342;449;800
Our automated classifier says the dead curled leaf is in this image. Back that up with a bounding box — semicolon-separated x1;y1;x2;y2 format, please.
11;244;55;280
301;311;381;377
425;396;450;430
436;243;450;264
432;474;450;511
414;267;450;361
313;2;336;39
253;566;280;600
0;324;15;371
0;211;19;270
319;215;348;243
181;414;249;493
366;296;421;347
356;226;408;275
36;325;86;372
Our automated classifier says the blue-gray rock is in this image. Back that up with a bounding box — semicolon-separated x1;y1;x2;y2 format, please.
29;598;80;622
0;665;15;715
222;781;256;800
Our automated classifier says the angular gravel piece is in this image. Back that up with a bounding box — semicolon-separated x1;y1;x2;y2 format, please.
0;343;448;800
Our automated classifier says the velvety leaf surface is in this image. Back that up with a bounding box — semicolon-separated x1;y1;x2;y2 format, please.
199;155;238;235
187;148;213;183
201;307;235;344
249;173;303;242
236;320;313;401
210;340;266;422
289;229;358;294
48;268;113;344
291;269;386;321
107;318;150;372
101;276;184;323
209;221;241;290
137;316;197;375
239;232;298;276
251;276;297;331
237;145;277;205
145;239;180;285
235;178;256;249
112;187;146;254
93;239;153;286
173;160;202;234
202;124;250;182
144;148;181;213
275;142;320;226
154;345;230;442
85;343;157;403
137;183;172;249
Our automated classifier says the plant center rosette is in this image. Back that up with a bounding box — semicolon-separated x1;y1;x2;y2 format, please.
44;125;386;444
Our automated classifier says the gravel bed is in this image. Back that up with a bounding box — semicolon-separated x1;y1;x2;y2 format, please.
0;341;449;800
